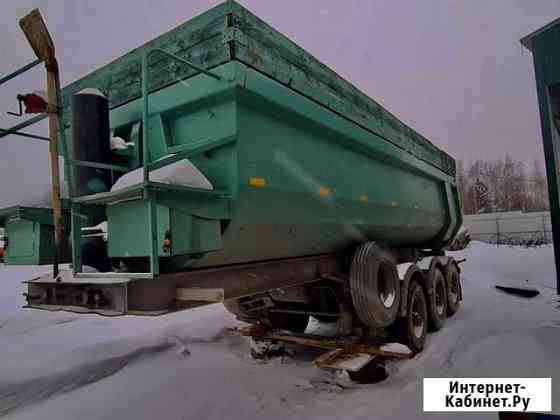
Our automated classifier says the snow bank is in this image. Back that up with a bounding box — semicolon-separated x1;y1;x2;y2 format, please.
1;241;559;419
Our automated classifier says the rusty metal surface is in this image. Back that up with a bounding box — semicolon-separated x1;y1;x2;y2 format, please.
165;253;345;301
24;254;345;314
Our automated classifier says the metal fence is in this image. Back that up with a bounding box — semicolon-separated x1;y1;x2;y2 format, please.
463;211;551;246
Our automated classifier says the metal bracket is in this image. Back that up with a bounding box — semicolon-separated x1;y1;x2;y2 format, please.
222;28;247;46
7;96;24;116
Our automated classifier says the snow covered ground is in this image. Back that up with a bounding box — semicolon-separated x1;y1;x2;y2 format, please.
0;242;559;419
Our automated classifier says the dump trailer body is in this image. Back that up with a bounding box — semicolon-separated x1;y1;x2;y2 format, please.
58;58;459;272
40;0;460;273
3;2;463;321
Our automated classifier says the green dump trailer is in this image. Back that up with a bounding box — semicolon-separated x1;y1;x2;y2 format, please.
2;1;462;354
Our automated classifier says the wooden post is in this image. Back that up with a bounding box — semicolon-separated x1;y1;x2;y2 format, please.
19;9;64;278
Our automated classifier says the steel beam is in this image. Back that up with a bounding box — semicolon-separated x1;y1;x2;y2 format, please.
0;128;48;141
0;114;47;139
24;254;345;315
0;58;42;86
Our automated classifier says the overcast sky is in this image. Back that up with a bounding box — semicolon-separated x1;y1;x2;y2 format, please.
1;0;560;202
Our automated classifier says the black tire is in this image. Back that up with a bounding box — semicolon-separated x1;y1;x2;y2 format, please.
428;267;447;331
444;261;461;316
268;312;309;333
348;360;388;384
350;243;400;328
400;280;428;353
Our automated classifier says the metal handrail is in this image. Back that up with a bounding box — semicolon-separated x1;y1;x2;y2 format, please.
139;47;227;276
141;48;226;183
0;113;47;139
71;159;129;172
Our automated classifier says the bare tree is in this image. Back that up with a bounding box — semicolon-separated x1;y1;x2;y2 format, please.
529;159;548;211
460;156;548;215
456;160;470;214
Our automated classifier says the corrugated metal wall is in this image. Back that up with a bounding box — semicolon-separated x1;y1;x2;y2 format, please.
464;211;551;244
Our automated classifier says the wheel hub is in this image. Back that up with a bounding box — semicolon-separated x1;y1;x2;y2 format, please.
411;297;425;338
435;282;445;315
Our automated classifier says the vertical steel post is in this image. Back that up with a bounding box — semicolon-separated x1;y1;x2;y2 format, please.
71;203;82;274
147;194;159;276
521;28;560;290
142;53;149;185
534;62;560;293
142;52;159;276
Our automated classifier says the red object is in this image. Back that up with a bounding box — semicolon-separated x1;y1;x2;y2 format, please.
17;92;48;114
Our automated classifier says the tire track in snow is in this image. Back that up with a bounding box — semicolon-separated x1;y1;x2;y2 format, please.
0;316;78;338
0;341;174;417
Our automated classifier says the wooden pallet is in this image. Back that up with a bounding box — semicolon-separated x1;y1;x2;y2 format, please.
237;325;413;372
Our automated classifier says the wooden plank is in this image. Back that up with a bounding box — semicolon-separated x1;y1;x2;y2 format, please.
176;287;225;302
19;9;54;62
267;334;413;359
20;9;64;277
314;349;376;372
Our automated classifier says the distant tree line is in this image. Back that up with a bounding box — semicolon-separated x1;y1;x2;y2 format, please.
457;156;549;215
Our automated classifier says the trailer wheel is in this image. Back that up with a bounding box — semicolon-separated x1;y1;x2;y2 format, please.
428;267;447;331
400;280;428;353
444;261;461;316
350;243;400;328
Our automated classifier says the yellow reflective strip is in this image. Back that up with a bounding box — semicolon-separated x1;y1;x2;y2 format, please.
319;186;331;197
391;201;400;207
249;177;266;188
359;195;369;203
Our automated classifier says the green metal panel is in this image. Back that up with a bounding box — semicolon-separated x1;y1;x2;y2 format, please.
4;219;67;265
107;200;170;258
168;211;222;256
106;199;222;260
521;20;560;293
6;220;35;259
97;57;458;269
1;206;72;265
